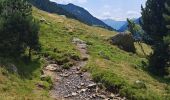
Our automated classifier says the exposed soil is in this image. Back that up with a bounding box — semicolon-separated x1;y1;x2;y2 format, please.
43;38;126;100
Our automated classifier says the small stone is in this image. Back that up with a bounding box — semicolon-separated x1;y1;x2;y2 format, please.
71;92;77;96
134;80;146;89
40;18;46;22
92;94;96;98
62;73;69;77
64;94;71;98
87;83;97;89
76;67;80;71
80;74;83;78
122;97;126;100
96;86;99;93
76;71;82;75
67;82;70;84
98;95;106;99
45;64;59;71
115;94;120;97
90;95;93;99
109;93;115;99
80;83;85;86
80;88;87;93
77;86;81;89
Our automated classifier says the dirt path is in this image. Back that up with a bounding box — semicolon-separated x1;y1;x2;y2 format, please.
43;38;125;100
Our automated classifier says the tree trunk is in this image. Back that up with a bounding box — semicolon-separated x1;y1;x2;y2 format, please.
29;48;32;60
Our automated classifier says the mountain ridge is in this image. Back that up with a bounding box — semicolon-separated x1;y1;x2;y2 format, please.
102;18;141;32
102;19;126;30
118;18;141;32
29;0;114;30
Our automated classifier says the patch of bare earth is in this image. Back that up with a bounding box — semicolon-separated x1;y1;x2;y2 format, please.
43;38;126;100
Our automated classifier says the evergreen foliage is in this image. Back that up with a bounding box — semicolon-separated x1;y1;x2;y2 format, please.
127;18;144;41
141;0;167;41
141;0;168;75
0;0;40;58
163;0;170;76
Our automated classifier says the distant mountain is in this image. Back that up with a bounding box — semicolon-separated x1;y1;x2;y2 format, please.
29;0;114;30
118;18;141;32
102;19;126;30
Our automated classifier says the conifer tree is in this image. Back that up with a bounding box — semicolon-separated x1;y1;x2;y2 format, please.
141;0;167;41
0;0;39;58
141;0;167;75
163;0;170;76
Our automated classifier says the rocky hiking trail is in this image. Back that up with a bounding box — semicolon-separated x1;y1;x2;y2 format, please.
43;38;126;100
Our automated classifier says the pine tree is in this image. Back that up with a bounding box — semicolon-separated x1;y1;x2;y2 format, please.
141;0;167;41
0;0;40;58
127;19;136;36
127;18;144;39
141;0;167;75
163;0;170;76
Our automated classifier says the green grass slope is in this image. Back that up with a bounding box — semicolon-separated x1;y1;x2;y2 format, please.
33;8;169;100
0;57;52;100
0;7;169;100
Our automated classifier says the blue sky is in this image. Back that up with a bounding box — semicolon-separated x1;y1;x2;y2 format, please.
50;0;147;21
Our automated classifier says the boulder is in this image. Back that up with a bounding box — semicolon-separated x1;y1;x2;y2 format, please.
111;32;136;53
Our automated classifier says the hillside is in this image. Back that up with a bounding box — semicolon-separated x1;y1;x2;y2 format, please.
29;0;113;30
0;7;169;100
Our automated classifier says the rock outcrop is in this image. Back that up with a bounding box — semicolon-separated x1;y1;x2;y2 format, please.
111;32;136;53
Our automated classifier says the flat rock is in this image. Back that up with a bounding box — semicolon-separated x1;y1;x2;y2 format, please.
71;92;78;96
45;64;60;71
80;88;87;93
98;94;107;99
76;71;82;75
60;73;70;77
87;83;97;89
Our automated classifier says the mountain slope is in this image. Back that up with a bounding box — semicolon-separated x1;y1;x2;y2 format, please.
32;8;168;100
0;6;169;100
102;19;126;30
29;0;114;30
118;18;141;32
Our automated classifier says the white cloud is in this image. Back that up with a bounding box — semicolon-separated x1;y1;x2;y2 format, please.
50;0;87;4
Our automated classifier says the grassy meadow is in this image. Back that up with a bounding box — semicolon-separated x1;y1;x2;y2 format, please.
0;7;169;100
